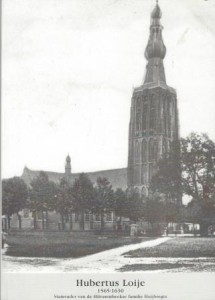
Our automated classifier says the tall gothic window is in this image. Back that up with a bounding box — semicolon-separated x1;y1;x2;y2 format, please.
168;99;171;137
162;138;168;156
164;98;171;136
141;164;147;185
142;139;147;163
141;187;147;197
135;140;141;163
134;166;140;185
149;139;157;161
142;96;148;131
149;163;154;181
149;95;156;130
135;98;141;131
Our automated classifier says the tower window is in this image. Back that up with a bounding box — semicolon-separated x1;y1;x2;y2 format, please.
141;164;147;185
142;139;147;163
142;97;148;131
149;95;156;130
149;139;158;161
135;98;141;131
135;140;141;163
141;187;147;197
134;165;141;185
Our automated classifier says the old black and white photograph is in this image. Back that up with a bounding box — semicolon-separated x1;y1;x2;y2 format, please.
1;0;215;298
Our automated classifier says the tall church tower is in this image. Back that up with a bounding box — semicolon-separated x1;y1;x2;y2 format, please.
127;1;179;195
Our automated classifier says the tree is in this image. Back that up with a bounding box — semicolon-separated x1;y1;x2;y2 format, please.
114;188;127;229
181;133;215;235
143;195;164;235
186;200;202;235
54;178;73;230
93;177;114;231
29;171;57;230
162;200;178;235
2;177;28;229
126;189;144;222
71;173;95;230
151;140;182;205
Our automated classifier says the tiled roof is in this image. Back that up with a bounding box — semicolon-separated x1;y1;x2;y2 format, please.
21;166;128;190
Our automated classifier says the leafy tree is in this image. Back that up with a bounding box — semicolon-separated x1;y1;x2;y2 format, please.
54;178;73;230
93;177;114;231
114;188;128;229
162;200;178;235
150;133;215;236
71;173;95;230
29;171;57;230
181;133;215;235
126;189;144;222
2;177;28;229
143;195;164;235
186;200;202;234
151;140;182;205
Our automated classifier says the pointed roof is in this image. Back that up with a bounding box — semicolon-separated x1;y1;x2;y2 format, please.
144;1;167;84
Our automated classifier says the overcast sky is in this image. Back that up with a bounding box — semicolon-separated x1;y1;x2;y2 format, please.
2;0;215;179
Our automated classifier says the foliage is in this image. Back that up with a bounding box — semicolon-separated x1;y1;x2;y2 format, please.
126;189;144;222
93;177;114;231
29;171;57;211
181;133;215;201
71;173;95;229
150;140;182;203
143;195;164;225
71;173;95;211
114;188;128;219
2;177;28;228
29;171;57;229
54;178;74;229
151;132;215;236
181;133;215;235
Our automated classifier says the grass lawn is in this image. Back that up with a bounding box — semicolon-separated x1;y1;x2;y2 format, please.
124;237;215;258
5;232;156;258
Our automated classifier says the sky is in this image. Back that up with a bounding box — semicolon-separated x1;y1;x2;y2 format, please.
2;0;215;179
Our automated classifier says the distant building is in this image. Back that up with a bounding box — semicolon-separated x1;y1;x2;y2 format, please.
8;155;128;231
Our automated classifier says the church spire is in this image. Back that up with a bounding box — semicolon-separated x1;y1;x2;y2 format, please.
65;154;71;182
144;1;166;84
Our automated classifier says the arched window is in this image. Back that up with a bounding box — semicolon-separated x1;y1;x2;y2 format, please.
135;98;141;131
149;139;158;161
142;139;147;163
162;138;168;156
141;164;147;185
149;95;156;130
135;140;141;163
149;163;154;181
142;96;148;131
152;140;158;161
149;139;155;161
134;166;141;185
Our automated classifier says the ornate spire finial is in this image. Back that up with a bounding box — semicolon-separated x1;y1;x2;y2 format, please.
144;0;166;84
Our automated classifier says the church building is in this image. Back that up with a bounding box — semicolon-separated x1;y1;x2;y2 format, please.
6;1;181;231
127;2;179;196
